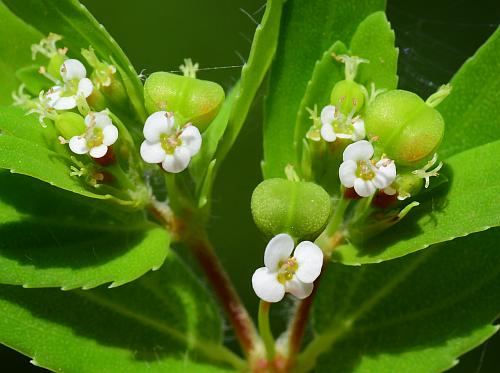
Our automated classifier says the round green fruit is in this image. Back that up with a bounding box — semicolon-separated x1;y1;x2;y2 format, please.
330;80;365;115
144;72;225;130
54;112;86;139
365;90;445;166
251;179;331;240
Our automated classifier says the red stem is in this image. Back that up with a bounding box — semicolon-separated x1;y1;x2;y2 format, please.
189;234;258;356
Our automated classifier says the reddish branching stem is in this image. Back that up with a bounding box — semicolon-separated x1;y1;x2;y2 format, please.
188;234;258;356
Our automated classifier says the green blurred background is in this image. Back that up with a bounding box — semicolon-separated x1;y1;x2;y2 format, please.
1;0;499;371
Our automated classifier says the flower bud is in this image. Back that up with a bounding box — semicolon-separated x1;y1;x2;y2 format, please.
394;172;423;200
144;72;225;131
365;90;445;166
54;112;85;139
330;80;365;115
251;179;331;240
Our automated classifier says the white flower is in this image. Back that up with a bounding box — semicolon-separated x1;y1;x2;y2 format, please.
319;105;365;142
252;234;323;303
339;140;396;197
140;111;202;173
46;59;93;110
69;111;118;158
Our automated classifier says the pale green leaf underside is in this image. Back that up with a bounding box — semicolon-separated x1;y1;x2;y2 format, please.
0;106;110;199
308;228;500;373
3;0;147;121
349;11;398;90
438;27;500;159
0;254;232;372
0;2;42;104
0;172;169;289
334;139;500;264
262;0;386;179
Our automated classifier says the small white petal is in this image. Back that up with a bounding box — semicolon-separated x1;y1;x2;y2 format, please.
78;78;93;98
144;111;174;142
339;160;357;188
373;159;397;189
285;277;313;300
179;125;202;156
61;59;87;80
90;111;113;128
252;267;285;303
140;141;166;164
336;133;352;139
161;146;191;173
320;124;336;142
343;140;374;162
53;96;77;110
89;144;108;158
320;105;336;125
46;86;62;107
354;178;376;197
102;125;118;146
69;136;89;154
264;233;295;271
294;241;323;283
352;118;366;141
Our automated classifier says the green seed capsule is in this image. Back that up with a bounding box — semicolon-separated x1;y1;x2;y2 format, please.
330;80;365;115
394;172;423;199
47;53;65;80
365;90;445;166
54;112;85;139
251;179;331;240
144;72;225;130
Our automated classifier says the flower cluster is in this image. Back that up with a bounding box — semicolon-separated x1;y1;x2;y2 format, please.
15;33;205;174
252;234;323;303
140;111;202;173
67;111;118;159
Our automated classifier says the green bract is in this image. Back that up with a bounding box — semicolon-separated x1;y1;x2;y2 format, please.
330;79;365;115
251;178;331;240
365;90;445;166
143;72;225;130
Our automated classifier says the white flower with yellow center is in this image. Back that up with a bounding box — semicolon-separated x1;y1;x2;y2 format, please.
252;233;323;303
320;105;365;143
69;111;118;158
339;140;396;197
46;59;93;110
140;111;202;173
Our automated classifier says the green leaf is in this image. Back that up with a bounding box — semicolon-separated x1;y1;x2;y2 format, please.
0;106;110;199
438;27;500;159
214;0;284;164
294;41;347;167
0;2;42;104
15;65;51;96
349;11;398;90
300;228;500;373
262;0;386;179
0;172;169;290
0;254;240;372
3;0;147;121
333;139;500;265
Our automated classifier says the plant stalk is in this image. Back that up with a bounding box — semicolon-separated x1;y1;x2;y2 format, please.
258;300;276;361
